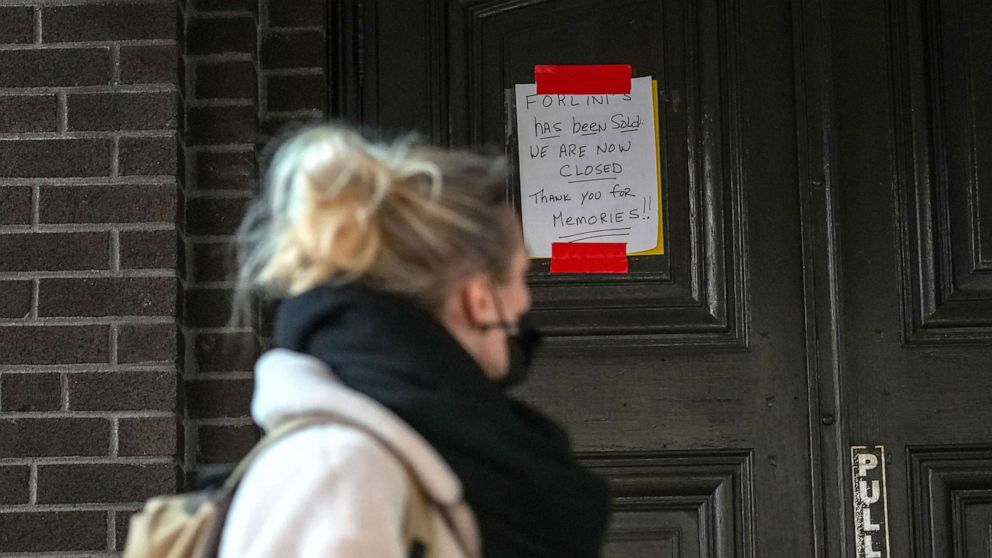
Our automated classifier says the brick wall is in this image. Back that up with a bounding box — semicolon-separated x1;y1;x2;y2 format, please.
177;0;261;484
0;0;328;553
258;0;326;135
0;0;181;555
180;0;326;482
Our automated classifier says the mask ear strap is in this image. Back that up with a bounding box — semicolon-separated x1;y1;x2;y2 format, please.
477;320;516;333
476;285;518;334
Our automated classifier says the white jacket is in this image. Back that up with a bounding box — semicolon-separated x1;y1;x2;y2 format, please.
217;349;481;558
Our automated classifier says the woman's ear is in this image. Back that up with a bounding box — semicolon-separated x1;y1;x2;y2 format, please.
438;273;501;340
458;273;499;329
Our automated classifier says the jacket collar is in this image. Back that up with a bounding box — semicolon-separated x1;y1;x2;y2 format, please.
251;348;463;506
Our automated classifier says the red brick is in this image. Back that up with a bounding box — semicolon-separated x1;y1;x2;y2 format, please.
0;187;31;225
186;15;255;55
194;149;255;190
182;286;233;327
261;29;325;69
0;139;112;178
185;196;249;235
194;331;258;372
178;136;188;179
68;92;177;132
266;73;326;112
177;51;187;105
197;423;259;463
0;280;32;319
118;322;176;363
192;240;236;281
120;44;178;85
0;325;109;365
260;113;324;139
0;7;34;44
0;48;110;88
40;184;175;224
39;277;175;317
118;416;179;457
0;418;110;457
0;95;57;133
0;232;109;272
268;0;324;27
37;463;179;504
120;229;177;269
42;2;176;42
0;372;61;412
119;136;177;176
0;466;29;504
195;0;255;11
194;59;256;100
68;370;176;412
177;232;189;280
187;104;256;145
185;378;252;418
176;0;186;42
258;298;277;337
0;511;106;553
115;509;137;550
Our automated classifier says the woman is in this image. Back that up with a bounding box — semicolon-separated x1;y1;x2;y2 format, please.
220;126;610;557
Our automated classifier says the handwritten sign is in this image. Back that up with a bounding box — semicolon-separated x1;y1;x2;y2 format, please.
514;75;662;258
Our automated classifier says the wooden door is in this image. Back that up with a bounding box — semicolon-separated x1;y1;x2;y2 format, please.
831;1;992;556
331;0;817;555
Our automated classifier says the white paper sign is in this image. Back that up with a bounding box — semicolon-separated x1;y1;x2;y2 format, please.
514;76;660;258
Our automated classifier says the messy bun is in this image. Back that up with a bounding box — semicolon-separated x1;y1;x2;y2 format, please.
233;125;516;321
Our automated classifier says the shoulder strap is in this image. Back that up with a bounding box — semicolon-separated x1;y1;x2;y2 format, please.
403;468;435;555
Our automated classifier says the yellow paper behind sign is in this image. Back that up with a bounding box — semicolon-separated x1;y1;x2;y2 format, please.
629;79;665;255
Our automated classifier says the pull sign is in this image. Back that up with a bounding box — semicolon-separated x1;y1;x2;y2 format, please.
851;445;891;558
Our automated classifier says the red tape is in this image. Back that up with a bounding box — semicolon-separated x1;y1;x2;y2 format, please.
535;64;632;95
550;242;628;274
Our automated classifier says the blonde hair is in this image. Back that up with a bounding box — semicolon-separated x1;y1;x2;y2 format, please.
233;125;516;321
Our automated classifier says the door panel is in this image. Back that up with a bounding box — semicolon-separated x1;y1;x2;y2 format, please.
590;451;753;558
486;0;745;351
909;448;992;557
364;0;751;349
334;0;814;555
893;0;992;341
832;0;992;556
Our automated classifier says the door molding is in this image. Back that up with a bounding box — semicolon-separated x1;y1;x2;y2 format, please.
909;446;992;557
792;0;850;556
582;450;755;558
329;0;752;351
888;0;992;344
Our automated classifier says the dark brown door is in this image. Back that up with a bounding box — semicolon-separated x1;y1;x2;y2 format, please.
332;0;992;555
831;1;992;556
333;1;817;556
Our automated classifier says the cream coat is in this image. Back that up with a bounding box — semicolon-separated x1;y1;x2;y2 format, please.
217;349;480;558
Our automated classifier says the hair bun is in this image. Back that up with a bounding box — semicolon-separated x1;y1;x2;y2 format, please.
232;125;515;323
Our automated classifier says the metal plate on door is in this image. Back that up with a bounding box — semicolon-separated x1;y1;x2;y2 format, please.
851;445;891;558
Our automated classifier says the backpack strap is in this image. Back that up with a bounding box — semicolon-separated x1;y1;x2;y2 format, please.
403;467;434;557
216;413;344;497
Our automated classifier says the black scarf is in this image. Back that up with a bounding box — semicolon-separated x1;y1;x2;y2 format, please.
273;284;610;557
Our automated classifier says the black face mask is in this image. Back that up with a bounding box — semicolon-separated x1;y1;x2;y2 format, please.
499;312;543;388
479;299;543;388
